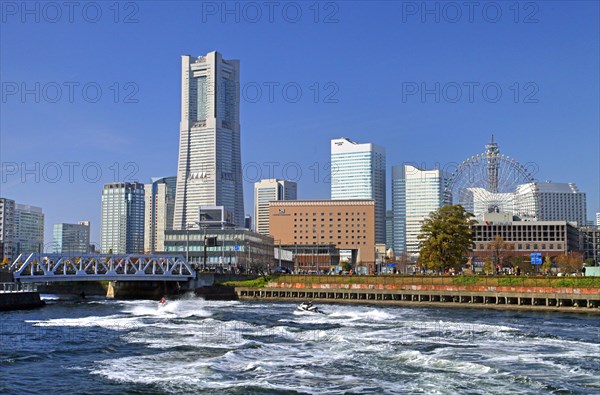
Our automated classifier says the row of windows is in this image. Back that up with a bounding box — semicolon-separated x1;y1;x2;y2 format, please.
292;237;367;245
295;229;366;234
295;224;367;228
476;243;563;250
294;212;368;216
294;218;365;222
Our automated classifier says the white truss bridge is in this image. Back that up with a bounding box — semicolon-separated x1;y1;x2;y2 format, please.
9;253;196;283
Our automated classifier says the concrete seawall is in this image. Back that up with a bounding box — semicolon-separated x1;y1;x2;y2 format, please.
235;284;600;313
0;291;44;311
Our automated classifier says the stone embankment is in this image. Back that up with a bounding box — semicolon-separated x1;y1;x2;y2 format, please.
235;280;600;313
0;282;45;311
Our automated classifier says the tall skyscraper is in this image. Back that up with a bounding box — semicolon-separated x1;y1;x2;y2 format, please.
331;137;386;243
254;179;297;235
514;182;587;225
174;51;244;230
53;221;90;254
101;182;145;254
144;176;177;253
392;165;448;256
14;204;44;255
0;198;15;262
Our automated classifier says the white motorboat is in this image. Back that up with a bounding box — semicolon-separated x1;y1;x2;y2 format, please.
297;301;323;314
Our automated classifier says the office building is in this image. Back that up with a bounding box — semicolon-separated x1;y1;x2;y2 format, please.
269;200;376;271
385;210;394;250
53;221;91;254
331;138;385;244
596;212;600;227
514;182;587;225
14;204;44;255
580;227;600;265
254;179;297;236
0;198;15;262
174;51;244;230
470;212;581;263
101;182;145;254
245;214;252;231
144;176;177;253
392;164;448;257
164;228;274;269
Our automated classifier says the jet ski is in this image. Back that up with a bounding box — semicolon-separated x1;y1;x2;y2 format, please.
297;301;324;314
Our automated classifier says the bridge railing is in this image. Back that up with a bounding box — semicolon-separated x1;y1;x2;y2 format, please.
9;253;196;282
0;282;37;293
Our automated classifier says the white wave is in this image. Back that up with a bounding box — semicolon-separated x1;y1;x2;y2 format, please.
39;294;61;301
394;349;493;375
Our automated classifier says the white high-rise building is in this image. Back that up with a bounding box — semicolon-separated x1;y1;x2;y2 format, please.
254;179;297;236
514;182;587;226
144;176;177;253
392;165;448;256
595;212;600;227
14;204;44;255
0;198;15;262
331;138;386;243
174;51;244;230
101;182;145;254
53;221;90;254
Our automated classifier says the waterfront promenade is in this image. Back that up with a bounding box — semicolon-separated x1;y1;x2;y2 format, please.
227;275;600;313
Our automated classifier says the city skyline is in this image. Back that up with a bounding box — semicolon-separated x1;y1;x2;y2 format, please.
1;3;598;246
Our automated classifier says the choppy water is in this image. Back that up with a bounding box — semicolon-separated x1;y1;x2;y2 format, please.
1;294;599;394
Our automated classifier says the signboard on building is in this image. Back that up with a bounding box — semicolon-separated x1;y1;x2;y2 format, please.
530;252;542;265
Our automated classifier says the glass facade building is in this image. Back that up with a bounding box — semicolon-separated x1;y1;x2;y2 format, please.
174;51;244;230
164;228;274;270
392;165;448;257
514;182;587;226
14;204;44;256
331;138;386;244
101;182;145;254
385;210;394;250
53;221;90;254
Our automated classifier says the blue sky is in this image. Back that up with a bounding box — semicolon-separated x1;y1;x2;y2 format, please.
1;1;599;246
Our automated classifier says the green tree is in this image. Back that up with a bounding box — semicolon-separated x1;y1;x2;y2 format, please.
342;261;353;272
483;256;494;275
417;205;475;272
584;258;595;267
542;256;553;274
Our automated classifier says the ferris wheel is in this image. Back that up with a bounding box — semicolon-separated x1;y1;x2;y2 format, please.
444;136;536;218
